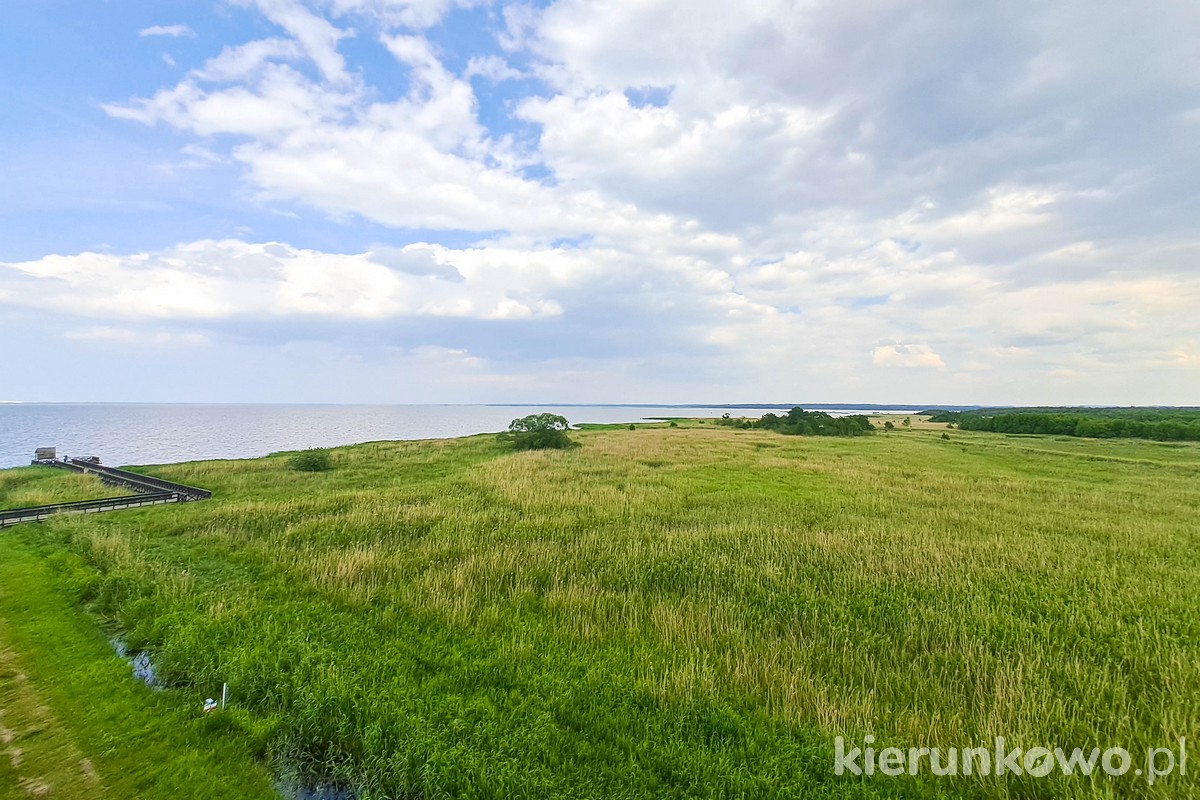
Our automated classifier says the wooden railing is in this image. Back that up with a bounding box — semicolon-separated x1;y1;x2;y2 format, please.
1;456;212;528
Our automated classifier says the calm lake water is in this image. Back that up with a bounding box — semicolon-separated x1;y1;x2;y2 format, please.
0;404;883;469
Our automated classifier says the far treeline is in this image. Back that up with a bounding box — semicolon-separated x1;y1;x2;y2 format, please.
925;407;1200;442
718;408;874;436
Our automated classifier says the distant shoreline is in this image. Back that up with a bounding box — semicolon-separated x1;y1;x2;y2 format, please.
489;403;982;411
8;402;1198;411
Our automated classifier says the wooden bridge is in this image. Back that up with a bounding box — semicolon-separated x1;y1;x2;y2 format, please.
0;456;211;529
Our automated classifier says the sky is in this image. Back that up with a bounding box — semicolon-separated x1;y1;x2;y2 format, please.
1;0;1198;405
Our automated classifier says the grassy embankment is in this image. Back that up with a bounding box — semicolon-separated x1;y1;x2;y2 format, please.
0;538;278;798
1;421;1198;798
0;467;133;510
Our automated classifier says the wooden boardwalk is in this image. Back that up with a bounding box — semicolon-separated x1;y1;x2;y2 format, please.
0;457;211;528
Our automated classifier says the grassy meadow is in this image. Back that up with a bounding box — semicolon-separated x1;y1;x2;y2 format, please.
1;421;1198;798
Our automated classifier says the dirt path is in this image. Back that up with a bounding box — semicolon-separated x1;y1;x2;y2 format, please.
0;620;107;798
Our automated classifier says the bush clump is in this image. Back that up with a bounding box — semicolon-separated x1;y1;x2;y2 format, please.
289;448;333;472
499;414;577;451
718;408;874;437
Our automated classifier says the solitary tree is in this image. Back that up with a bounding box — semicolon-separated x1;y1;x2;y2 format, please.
500;414;577;450
884;421;895;432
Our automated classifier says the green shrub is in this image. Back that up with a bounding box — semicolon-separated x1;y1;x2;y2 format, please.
289;449;333;472
499;414;577;451
753;408;873;436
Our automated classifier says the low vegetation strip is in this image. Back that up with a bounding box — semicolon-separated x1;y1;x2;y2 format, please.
927;407;1200;441
1;427;1197;798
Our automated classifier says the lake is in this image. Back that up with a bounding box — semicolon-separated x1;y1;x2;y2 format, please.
0;404;895;469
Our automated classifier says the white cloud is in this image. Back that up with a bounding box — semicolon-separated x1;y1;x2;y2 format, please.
517;92;832;227
0;240;568;322
194;38;305;82
873;344;946;369
139;24;195;38
105;59;353;139
1173;344;1200;367
63;326;210;347
464;55;525;83
327;0;482;30
914;187;1060;239
498;3;540;52
239;0;350;82
59;1;1200;401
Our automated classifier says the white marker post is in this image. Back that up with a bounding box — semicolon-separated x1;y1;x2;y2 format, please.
221;682;228;710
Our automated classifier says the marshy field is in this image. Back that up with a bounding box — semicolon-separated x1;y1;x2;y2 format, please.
1;420;1197;798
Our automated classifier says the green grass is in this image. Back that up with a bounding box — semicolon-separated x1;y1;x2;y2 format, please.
0;537;277;799
1;427;1198;798
0;466;132;511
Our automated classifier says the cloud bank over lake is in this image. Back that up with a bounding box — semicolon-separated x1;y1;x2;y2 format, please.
2;1;1197;403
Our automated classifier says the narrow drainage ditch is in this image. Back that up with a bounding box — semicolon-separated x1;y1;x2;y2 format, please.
108;638;360;799
109;638;160;688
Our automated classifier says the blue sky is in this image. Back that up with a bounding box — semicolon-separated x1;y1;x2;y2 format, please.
2;1;1198;403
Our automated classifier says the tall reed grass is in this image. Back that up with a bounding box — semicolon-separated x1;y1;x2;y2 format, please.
13;427;1200;798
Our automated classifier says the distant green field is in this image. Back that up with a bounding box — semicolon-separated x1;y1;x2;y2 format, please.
1;425;1198;798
